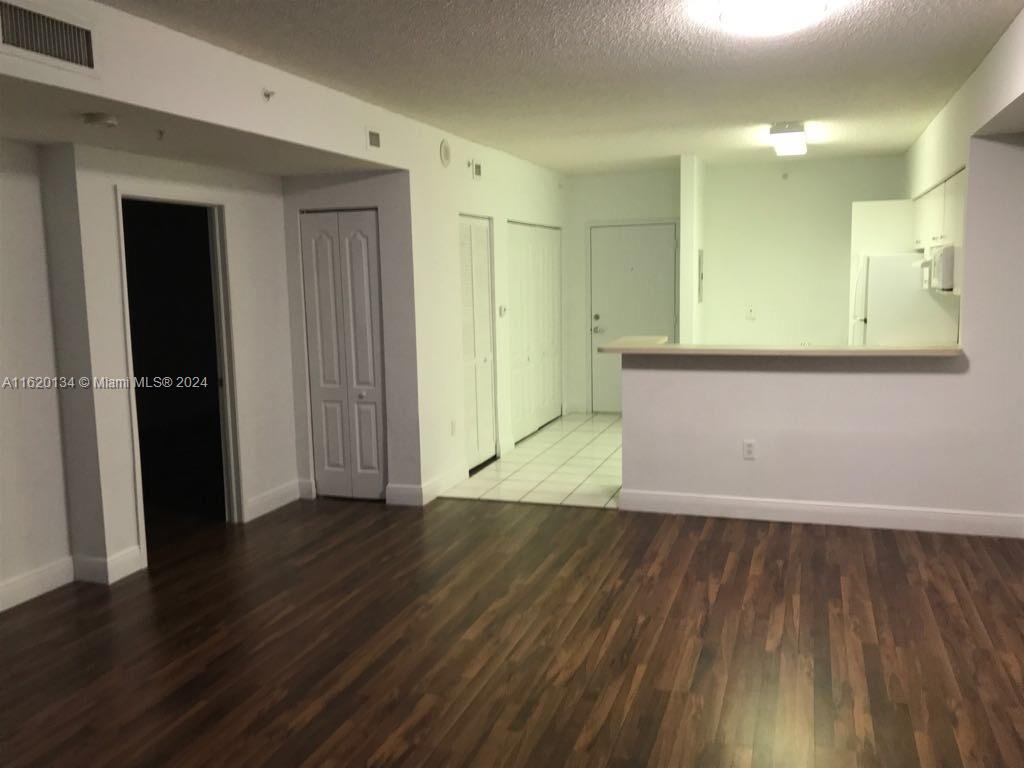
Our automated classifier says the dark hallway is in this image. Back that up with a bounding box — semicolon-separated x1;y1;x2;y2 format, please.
122;199;227;556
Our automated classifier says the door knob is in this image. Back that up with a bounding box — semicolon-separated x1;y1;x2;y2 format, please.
357;392;366;400
593;326;605;334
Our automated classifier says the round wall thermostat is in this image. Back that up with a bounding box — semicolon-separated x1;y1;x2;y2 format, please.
439;138;451;167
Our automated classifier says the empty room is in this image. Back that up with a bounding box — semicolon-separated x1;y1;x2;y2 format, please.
2;1;1024;766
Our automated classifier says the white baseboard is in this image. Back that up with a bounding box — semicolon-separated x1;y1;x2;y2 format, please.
619;489;1024;539
72;553;108;584
107;545;147;582
385;483;426;506
297;478;315;500
73;545;146;585
0;556;74;612
386;467;468;507
244;480;301;522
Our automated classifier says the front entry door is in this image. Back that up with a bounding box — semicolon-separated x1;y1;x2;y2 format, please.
300;210;386;498
591;223;677;413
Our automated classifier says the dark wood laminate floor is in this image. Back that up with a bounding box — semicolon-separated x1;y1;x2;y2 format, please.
2;498;1023;767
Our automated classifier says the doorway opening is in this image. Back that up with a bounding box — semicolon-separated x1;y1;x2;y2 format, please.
121;198;237;558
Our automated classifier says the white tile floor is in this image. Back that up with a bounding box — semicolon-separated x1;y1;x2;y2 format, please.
441;414;622;508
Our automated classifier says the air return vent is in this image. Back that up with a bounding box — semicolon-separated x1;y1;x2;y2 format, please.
0;2;94;68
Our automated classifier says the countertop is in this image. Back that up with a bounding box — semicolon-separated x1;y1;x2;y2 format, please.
597;336;963;358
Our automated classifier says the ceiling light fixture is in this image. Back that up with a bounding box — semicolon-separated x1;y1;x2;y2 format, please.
689;0;849;38
769;122;808;156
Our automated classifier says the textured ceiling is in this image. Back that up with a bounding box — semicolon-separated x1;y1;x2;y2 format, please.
95;0;1024;172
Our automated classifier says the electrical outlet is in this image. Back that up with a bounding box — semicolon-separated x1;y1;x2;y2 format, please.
742;439;757;460
745;306;756;322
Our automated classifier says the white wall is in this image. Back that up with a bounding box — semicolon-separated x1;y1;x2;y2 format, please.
563;168;680;413
0;140;73;609
0;0;567;501
620;135;1024;538
38;143;121;584
700;155;907;347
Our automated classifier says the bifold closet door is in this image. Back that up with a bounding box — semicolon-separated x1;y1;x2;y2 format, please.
300;210;386;499
510;222;562;441
459;216;497;467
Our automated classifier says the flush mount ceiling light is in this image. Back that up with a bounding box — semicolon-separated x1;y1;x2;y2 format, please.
689;0;850;37
769;121;808;156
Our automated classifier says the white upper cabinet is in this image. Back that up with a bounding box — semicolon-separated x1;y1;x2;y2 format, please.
943;170;966;249
914;184;945;248
912;169;966;295
913;170;965;250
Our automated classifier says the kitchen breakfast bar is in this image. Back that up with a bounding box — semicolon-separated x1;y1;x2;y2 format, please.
594;337;1019;538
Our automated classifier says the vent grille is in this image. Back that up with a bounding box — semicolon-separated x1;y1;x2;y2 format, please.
0;2;94;68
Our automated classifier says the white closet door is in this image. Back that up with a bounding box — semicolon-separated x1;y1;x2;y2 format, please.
536;226;562;426
338;211;386;498
510;223;532;438
459;216;497;467
510;222;562;441
300;212;353;496
300;210;386;499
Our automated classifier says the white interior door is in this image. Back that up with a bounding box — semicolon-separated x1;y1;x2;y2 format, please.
460;216;497;467
591;223;677;413
300;209;386;498
510;222;562;441
510;223;535;439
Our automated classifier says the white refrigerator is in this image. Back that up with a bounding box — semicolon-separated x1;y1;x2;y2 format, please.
851;252;960;346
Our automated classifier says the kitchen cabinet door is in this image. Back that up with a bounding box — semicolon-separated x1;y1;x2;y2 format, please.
914;185;945;248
